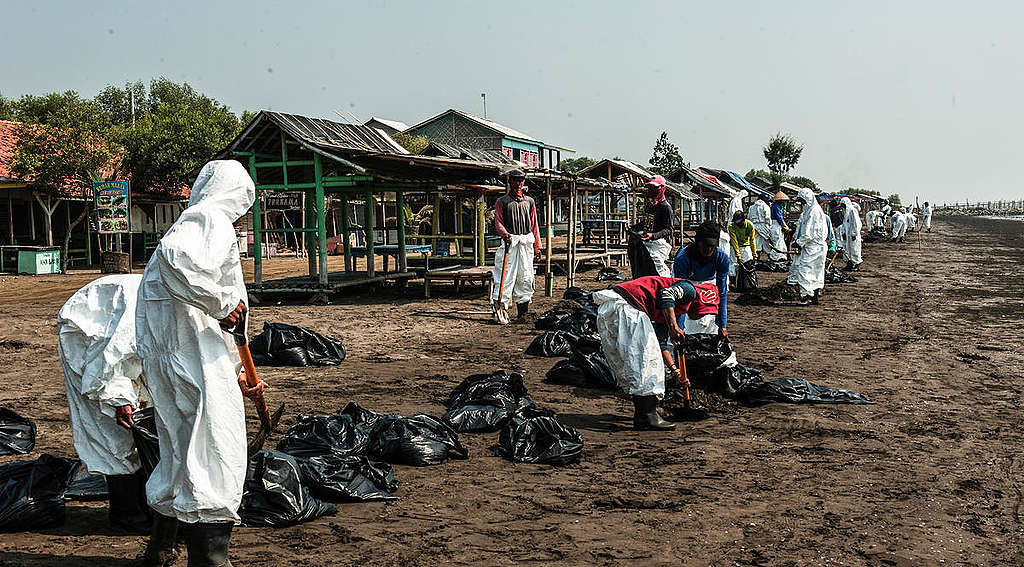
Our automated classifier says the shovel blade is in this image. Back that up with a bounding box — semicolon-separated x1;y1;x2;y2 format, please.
247;403;285;456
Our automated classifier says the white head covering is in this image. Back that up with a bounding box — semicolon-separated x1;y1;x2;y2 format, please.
188;160;256;222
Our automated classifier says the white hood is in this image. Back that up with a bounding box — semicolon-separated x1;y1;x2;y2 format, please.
188;160;256;222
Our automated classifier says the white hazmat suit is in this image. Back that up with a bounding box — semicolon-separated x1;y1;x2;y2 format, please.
136;160;254;524
748;199;772;258
592;290;665;397
923;204;933;230
839;198;862;266
491;233;536;308
726;190;748;276
58;274;146;476
787;188;828;297
891;212;907;240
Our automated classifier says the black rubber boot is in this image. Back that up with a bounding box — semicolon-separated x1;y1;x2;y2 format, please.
139;513;179;567
185;522;233;567
515;301;530;321
812;289;820;305
632;396;675;431
107;472;152;535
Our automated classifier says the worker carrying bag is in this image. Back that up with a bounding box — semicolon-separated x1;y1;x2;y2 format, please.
735;260;758;293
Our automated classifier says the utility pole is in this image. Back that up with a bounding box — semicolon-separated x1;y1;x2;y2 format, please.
481;93;487;119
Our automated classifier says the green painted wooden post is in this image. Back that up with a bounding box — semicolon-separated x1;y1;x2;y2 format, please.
365;191;375;277
305;191;316;277
396;190;407;273
341;196;351;272
313;154;327;285
248;155;262;283
431;192;441;256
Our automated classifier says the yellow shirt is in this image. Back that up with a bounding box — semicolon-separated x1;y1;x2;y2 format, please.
729;220;757;257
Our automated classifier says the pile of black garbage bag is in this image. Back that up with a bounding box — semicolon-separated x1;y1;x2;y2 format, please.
678;334;871;405
249;322;346;367
443;371;584;466
530;289;618;391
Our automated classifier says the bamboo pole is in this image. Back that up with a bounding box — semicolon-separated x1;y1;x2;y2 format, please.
397;190;407;273
545;175;553;296
341;196;351;272
365;191;375;278
314;154;327;285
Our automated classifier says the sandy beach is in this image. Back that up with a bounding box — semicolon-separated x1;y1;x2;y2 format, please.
1;216;1022;567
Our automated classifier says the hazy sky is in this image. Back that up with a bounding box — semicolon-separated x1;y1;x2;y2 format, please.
3;0;1022;204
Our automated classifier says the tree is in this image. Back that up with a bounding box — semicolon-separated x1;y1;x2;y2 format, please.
559;156;596;174
115;79;244;197
846;187;880;197
790;176;817;190
744;168;776;183
8;93;118;270
390;132;429;154
762;133;803;190
649;132;687;176
887;194;902;207
0;92;16;121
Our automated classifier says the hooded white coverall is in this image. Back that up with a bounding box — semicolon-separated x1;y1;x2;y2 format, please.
923;204;932;230
592;290;665;397
136;160;254;524
748;199;772;258
891;212;907;240
840;198;863;265
58;274;146;476
787;188;827;297
726;190;748;276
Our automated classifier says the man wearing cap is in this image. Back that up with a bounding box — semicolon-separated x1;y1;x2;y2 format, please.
672;221;730;341
747;195;773;260
627;175;674;278
767;192;791;261
492;168;542;324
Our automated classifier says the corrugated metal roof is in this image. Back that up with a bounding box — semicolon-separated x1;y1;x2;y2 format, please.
365;117;409;132
245;111;409;154
422;141;519;165
406;109;543;144
576;159;654;181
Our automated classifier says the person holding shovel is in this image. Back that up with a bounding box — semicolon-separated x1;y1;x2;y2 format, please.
492;168;542;324
592;275;721;430
136;160;267;567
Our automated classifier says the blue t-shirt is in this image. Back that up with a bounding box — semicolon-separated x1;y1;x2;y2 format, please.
672;246;729;328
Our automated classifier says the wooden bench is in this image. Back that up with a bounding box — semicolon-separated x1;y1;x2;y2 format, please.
423;265;492;298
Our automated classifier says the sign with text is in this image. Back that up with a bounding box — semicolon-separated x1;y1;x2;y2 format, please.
94;180;130;234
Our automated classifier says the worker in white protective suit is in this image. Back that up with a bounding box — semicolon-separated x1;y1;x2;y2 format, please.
58;274;151;535
787;188;828;305
922;201;933;232
748;195;772;260
725;189;748;277
136;160;266;567
767;192;792;261
491;168;542;324
891;208;908;242
627;175;674;278
839;197;863;271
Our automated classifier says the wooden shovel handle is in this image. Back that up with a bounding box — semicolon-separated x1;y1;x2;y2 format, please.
237;343;270;422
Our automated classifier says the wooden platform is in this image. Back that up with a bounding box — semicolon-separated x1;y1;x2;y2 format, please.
247;270;418;303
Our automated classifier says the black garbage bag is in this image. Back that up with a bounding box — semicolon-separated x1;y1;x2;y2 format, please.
496;415;584;466
239;450;337;528
64;462;108;501
563;287;592;302
825;266;857;284
514;396;559;419
535;308;574;331
0;454;77;532
277;414;369;459
736;376;872;405
339;401;393;430
249;322;346;367
679;334;735;379
545;350;617;390
299;455;398;502
130;408;160;478
0;407;36;456
367;414;469;466
443;371;526;433
596;267;627;282
863;227;890;243
525;330;578;357
736;261;758;292
754;259;789;273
